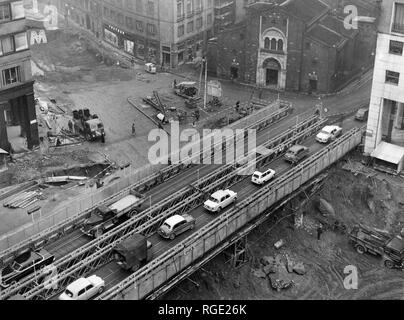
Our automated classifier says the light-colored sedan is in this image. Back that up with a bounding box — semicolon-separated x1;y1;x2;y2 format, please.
158;214;196;240
204;189;238;213
251;168;276;185
59;275;105;300
316;125;342;144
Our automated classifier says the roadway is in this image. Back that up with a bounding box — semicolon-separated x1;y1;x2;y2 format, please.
87;116;360;299
43;108;313;260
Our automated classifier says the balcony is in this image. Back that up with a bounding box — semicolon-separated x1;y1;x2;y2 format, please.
177;14;185;22
392;22;404;35
260;47;285;55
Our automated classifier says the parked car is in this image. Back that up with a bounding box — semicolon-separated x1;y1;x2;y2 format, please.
59;275;105;300
158;214;196;240
204;189;238;213
0;249;55;288
316;125;343;144
284;145;309;164
251;168;276;185
355;107;369;121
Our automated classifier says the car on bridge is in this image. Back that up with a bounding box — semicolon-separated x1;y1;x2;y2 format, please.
251;168;276;185
0;249;55;288
158;214;196;240
284;145;309;164
316;125;342;144
59;275;105;300
204;189;238;213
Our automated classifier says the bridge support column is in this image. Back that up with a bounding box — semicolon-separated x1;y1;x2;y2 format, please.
227;236;249;268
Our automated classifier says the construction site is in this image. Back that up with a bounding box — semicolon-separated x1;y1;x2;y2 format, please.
1;0;404;304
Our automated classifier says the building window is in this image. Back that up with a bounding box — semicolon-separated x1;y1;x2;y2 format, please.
264;37;270;49
147;0;154;16
186;0;192;15
11;1;24;20
392;3;404;34
386;70;400;85
195;0;202;12
178;51;184;63
196;17;202;29
14;32;28;52
277;39;283;51
136;41;145;59
178;25;184;37
136;0;143;13
124;39;134;55
389;40;403;55
136;20;144;32
103;7;108;16
187;21;194;33
117;13;123;25
177;0;184;20
2;66;21;86
305;42;311;50
125;16;133;29
207;13;212;25
270;38;277;50
147;23;156;35
0;36;15;56
0;3;11;22
208;0;212;9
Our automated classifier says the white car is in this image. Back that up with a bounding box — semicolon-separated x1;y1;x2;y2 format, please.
158;214;195;240
59;275;105;300
251;168;276;185
316;125;342;144
204;189;237;213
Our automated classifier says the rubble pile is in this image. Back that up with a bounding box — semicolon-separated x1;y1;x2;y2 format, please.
252;252;307;292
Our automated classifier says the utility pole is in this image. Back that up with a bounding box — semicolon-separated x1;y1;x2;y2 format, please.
203;58;208;109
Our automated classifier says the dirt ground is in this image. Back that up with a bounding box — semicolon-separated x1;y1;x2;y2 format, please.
163;158;404;300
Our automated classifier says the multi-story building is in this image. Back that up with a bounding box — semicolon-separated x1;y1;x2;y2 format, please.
56;0;215;68
213;0;236;34
0;0;38;152
365;0;404;173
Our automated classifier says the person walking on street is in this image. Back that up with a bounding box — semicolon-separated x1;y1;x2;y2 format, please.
132;122;136;136
317;224;323;240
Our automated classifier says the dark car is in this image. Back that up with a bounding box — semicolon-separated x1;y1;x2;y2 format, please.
284;145;309;164
355;107;369;121
0;249;55;288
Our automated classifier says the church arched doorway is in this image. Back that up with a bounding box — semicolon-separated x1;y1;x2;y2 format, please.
263;58;281;86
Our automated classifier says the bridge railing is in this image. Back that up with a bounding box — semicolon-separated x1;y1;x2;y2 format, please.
100;126;363;300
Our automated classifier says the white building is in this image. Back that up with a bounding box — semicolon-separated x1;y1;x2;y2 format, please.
365;0;404;174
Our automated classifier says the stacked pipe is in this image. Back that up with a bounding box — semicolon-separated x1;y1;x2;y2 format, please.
3;191;41;209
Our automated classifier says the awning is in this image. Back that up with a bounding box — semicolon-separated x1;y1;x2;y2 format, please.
371;142;404;165
0;148;8;155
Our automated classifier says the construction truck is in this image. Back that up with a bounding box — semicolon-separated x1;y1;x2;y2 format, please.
81;189;145;238
113;233;153;272
349;225;404;269
72;109;105;142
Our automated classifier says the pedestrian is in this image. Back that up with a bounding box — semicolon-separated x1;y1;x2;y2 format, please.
317;224;323;240
132;122;136;135
101;132;105;143
131;57;135;68
68;119;73;132
235;101;240;112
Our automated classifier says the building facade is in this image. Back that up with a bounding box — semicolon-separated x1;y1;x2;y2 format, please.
0;0;38;152
364;0;404;172
56;0;215;68
209;0;359;94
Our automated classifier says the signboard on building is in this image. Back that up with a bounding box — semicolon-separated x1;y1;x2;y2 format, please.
207;80;222;97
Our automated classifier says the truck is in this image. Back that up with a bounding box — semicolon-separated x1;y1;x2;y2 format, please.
112;233;153;272
81;189;146;238
349;225;404;269
73;109;105;142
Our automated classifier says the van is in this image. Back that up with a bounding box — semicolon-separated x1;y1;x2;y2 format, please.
355;108;369;121
251;168;276;185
